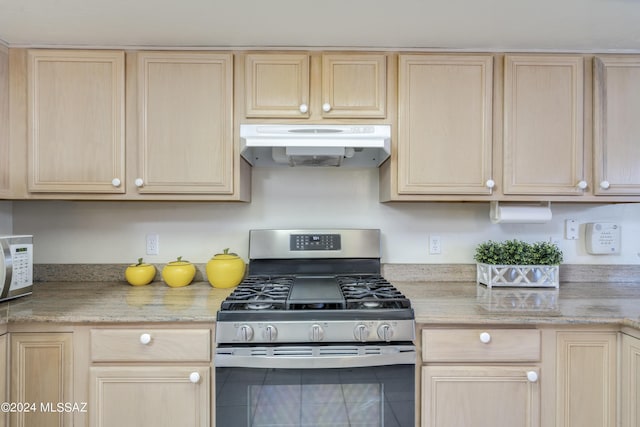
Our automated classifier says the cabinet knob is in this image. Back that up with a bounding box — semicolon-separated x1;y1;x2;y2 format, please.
322;103;332;112
526;370;538;383
139;333;151;345
600;180;610;190
485;179;495;189
111;178;121;187
479;332;491;344
577;180;588;190
134;178;144;188
189;372;201;384
299;104;309;114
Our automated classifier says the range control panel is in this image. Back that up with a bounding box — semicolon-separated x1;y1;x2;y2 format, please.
290;234;341;251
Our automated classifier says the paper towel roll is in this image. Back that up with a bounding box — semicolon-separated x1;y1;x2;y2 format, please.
490;201;552;224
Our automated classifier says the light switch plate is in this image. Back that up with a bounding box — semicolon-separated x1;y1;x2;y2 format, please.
565;219;579;240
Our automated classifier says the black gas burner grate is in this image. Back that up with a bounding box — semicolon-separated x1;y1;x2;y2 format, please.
220;274;411;311
220;276;293;311
337;275;412;309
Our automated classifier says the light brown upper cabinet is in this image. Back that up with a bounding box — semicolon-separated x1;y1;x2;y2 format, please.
27;50;125;193
243;52;387;119
503;54;585;196
133;51;236;196
593;56;640;196
392;54;494;196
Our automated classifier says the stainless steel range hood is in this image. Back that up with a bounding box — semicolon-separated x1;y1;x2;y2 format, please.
240;124;391;167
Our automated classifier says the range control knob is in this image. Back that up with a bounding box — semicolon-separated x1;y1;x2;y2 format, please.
309;324;325;342
353;324;370;342
236;324;254;342
377;324;394;342
262;325;278;342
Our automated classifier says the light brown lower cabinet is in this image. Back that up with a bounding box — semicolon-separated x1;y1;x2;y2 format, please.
421;326;621;427
621;331;640;427
422;365;540;427
420;328;542;427
0;333;6;427
89;327;212;427
90;366;210;427
9;332;74;427
552;330;617;427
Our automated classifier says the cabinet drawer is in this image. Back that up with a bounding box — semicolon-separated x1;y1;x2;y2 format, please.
422;328;540;362
91;329;210;362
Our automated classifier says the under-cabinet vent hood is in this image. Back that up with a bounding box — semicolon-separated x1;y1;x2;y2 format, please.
240;124;391;167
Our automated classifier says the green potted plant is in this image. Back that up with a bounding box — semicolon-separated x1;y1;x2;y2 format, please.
474;239;562;288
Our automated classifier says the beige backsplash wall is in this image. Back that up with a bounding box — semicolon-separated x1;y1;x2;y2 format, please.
9;168;640;265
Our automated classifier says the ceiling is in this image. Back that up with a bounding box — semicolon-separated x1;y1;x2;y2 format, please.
1;0;640;51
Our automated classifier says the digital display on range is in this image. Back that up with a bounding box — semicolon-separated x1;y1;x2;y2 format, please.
290;234;341;251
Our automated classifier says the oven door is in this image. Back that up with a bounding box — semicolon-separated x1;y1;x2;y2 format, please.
215;344;415;427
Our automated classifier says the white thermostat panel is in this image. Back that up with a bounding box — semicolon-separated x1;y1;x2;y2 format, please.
585;222;621;254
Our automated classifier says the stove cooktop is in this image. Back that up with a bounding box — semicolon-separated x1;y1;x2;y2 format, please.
219;274;412;312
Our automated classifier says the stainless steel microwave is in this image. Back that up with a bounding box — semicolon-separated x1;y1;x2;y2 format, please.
0;235;33;302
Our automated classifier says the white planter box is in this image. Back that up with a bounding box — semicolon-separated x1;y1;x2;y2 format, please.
476;263;559;288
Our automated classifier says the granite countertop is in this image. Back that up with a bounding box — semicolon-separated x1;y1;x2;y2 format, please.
1;280;639;329
401;281;640;329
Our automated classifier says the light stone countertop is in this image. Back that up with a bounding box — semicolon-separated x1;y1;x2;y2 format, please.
399;281;640;328
1;280;639;329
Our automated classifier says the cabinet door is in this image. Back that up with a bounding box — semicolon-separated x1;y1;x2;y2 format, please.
555;331;617;427
27;50;125;193
594;56;640;195
398;54;494;194
621;333;640;427
0;46;8;197
90;366;210;427
503;55;584;195
136;52;233;194
321;53;386;118
0;334;6;427
244;53;310;118
10;332;74;427
422;366;540;427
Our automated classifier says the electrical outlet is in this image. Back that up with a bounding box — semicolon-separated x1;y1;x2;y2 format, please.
429;236;441;255
146;234;159;255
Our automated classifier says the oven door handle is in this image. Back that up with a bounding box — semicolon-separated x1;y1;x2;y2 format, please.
215;344;416;369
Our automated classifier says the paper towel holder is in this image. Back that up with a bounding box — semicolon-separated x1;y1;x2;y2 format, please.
490;201;552;224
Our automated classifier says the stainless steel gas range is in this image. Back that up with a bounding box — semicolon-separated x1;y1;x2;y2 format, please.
215;229;416;427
